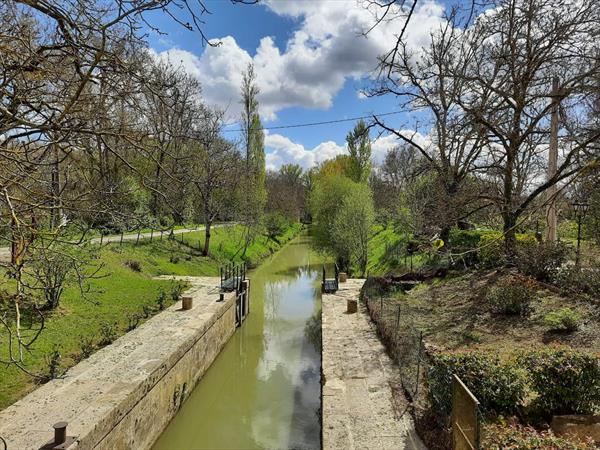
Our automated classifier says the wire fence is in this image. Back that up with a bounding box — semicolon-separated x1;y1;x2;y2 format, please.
361;276;482;449
361;277;427;403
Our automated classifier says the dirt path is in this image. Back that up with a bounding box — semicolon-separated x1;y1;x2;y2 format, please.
322;279;426;450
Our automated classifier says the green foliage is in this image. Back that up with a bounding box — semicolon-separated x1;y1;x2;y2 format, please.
330;185;375;275
99;322;118;346
448;229;538;268
41;348;63;382
486;276;535;316
520;348;600;415
156;290;168;311
515;242;568;281
346;119;372;183
264;212;290;241
309;175;358;249
78;335;96;359
544;308;581;332
553;264;600;299
427;351;527;418
170;282;185;302
482;423;596;449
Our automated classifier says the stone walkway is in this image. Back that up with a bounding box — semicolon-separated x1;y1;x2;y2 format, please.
322;279;426;450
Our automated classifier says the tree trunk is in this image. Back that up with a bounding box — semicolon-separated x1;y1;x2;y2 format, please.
503;212;517;260
203;220;211;257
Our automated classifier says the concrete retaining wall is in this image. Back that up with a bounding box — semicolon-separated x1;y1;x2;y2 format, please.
0;277;239;450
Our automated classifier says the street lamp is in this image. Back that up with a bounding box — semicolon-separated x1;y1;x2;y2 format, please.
573;202;590;268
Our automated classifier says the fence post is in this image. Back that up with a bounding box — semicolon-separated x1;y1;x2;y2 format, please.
394;304;401;343
160;230;163;241
120;231;124;246
414;331;423;399
136;229;141;245
100;234;103;245
150;229;153;242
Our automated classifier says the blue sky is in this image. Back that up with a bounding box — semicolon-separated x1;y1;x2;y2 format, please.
146;1;446;169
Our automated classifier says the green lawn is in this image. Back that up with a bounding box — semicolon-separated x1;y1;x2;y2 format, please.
0;223;302;409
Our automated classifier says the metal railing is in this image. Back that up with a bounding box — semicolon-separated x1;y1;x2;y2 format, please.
220;262;246;292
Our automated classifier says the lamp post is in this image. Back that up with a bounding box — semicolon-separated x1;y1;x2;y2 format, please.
573;202;590;268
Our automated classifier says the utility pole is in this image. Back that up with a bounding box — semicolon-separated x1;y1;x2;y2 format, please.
545;77;559;243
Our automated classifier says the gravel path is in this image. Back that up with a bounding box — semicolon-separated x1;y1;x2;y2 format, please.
322;279;426;450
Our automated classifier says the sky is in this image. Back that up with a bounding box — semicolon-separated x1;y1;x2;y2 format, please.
146;0;448;170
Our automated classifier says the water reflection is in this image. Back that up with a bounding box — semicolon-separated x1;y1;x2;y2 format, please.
153;234;325;450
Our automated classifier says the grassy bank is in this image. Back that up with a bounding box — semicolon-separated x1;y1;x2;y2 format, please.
0;223;302;409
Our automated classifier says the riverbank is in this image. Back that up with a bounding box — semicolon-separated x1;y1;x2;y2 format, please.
321;279;425;450
0;223;302;409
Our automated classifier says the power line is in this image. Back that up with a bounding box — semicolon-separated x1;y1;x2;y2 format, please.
222;110;402;133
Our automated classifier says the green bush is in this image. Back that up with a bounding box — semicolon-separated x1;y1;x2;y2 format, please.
427;351;527;418
264;212;290;242
449;230;538;268
482;423;596;449
515;242;569;281
521;348;600;415
553;264;600;299
544;308;581;332
486;276;535;316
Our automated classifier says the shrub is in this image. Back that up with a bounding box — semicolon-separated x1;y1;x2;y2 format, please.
544;308;581;332
170;282;185;302
520;348;600;415
427;351;527;419
482;423;595;450
99;322;118;346
452;230;538;268
79;335;95;359
156;290;168;310
40;347;64;382
264;212;289;242
553;265;600;299
124;259;142;272
486;276;535;316
515;242;568;281
126;313;141;332
169;255;180;264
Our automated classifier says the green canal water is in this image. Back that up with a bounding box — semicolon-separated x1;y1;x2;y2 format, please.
153;234;327;450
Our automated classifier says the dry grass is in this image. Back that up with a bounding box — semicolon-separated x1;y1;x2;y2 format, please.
395;269;600;353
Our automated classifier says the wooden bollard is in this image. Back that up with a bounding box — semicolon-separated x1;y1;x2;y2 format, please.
347;299;357;314
182;296;193;310
339;272;348;283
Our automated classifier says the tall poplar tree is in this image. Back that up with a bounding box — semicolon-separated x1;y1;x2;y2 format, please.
240;64;266;240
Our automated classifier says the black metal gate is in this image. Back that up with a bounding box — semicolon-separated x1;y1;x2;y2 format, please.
220;262;249;327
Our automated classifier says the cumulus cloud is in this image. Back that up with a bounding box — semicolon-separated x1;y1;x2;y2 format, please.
265;130;420;170
152;1;446;120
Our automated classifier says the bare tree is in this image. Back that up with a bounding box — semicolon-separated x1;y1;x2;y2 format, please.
371;5;488;243
458;0;600;255
191;109;242;256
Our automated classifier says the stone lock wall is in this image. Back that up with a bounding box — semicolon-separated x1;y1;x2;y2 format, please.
0;277;240;450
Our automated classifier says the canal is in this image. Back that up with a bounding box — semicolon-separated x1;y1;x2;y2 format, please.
153;233;327;450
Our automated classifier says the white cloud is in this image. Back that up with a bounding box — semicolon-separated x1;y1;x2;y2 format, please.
265;130;419;170
265;132;345;170
152;1;446;120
